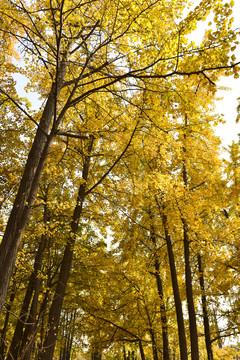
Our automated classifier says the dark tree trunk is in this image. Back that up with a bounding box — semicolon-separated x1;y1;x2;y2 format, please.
197;254;214;360
0;280;16;359
6;230;47;360
139;340;146;360
183;220;199;360
59;311;75;360
38;237;73;359
154;259;170;360
38;285;52;354
39;136;94;360
60;334;72;360
66;337;72;360
91;351;102;360
145;305;159;360
182;134;199;360
149;215;170;360
19;201;49;359
149;327;159;360
19;268;43;360
0;59;68;315
161;210;188;360
123;346;127;360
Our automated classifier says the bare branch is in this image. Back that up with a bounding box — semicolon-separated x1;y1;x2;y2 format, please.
0;88;48;138
85;122;139;196
57;131;89;140
89;313;140;340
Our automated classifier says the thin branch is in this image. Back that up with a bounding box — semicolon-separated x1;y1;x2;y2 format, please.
85;122;138;196
189;181;205;191
0;88;48;138
90;313;140;340
62;61;109;88
57;131;89;140
132;63;240;80
202;72;216;85
174;29;181;72
210;329;240;343
70;20;100;55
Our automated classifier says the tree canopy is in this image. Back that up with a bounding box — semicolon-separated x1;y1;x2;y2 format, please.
0;0;240;359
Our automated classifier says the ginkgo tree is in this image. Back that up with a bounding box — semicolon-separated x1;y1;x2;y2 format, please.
1;0;240;359
0;0;239;315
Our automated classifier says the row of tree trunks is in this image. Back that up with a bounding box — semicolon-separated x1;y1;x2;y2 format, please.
0;275;16;359
59;335;73;360
59;311;76;360
6;200;49;360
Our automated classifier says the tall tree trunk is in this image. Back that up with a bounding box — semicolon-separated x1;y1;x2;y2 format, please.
19;269;43;360
149;214;170;360
39;136;94;360
182;128;199;360
197;254;214;360
92;351;102;360
0;59;68;315
144;305;159;360
154;259;170;360
150;327;159;360
19;200;50;359
161;209;188;360
183;219;199;360
35;260;61;357
37;276;53;354
123;346;127;360
139;340;146;360
59;311;75;360
0;278;16;359
6;230;47;360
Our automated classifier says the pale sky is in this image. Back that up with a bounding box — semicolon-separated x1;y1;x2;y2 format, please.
214;0;240;150
187;0;240;152
215;77;240;150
